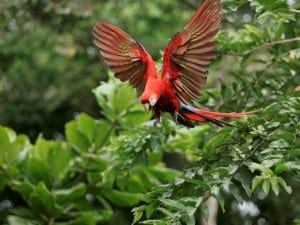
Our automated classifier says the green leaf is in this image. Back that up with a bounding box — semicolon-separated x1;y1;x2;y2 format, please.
54;211;111;225
81;152;108;172
0;126;10;163
145;204;156;219
12;180;62;216
77;113;95;143
100;188;144;207
282;161;300;172
54;183;87;204
148;167;181;183
157;207;174;217
234;170;252;197
1;126;17;141
26;157;51;185
215;193;225;213
93;83;115;117
140;220;166;225
65;113;111;152
27;138;74;183
252;176;264;192
123;108;151;126
0;127;29;190
65;120;90;152
185;214;195;225
7;215;42;225
269;139;289;149
7;207;36;219
270;176;280;196
229;183;244;203
94;120;112;148
111;83;136;113
47;142;74;181
0;176;8;192
201;203;209;222
132;205;146;224
271;131;295;145
262;179;270;195
277;177;292;194
31;137;52;160
159;198;186;211
249;162;273;175
0;126;30;165
29;182;62;216
249;0;295;23
10;180;34;200
204;127;233;157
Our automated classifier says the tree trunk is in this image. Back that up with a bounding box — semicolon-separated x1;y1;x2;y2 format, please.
201;197;218;225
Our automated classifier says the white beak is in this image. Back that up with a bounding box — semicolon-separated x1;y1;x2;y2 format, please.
149;95;157;107
144;103;150;112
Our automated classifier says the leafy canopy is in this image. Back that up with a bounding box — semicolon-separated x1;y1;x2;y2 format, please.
0;0;300;225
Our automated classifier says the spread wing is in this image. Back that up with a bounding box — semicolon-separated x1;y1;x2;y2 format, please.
93;22;152;95
162;0;222;104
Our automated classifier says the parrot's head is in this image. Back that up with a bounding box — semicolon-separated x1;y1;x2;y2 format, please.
140;78;164;111
140;93;158;112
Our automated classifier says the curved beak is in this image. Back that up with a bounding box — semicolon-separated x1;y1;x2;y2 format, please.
144;103;150;112
149;95;157;107
142;95;157;112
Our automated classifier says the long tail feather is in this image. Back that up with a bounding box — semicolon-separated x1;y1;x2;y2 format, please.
180;103;255;126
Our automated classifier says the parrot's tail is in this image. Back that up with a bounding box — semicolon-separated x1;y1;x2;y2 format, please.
179;103;255;126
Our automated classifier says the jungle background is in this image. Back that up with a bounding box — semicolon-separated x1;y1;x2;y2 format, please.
0;0;300;224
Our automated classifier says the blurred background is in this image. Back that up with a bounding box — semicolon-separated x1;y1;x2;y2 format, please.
0;0;208;140
0;0;272;140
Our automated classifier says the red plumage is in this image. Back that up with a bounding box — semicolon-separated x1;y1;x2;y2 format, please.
93;0;254;127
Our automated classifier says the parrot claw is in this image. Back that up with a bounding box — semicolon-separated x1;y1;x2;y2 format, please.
153;118;161;128
174;111;179;125
144;103;150;112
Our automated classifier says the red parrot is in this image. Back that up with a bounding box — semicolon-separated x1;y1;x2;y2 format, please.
93;0;252;127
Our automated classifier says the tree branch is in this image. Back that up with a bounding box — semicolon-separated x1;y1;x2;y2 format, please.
290;9;300;14
218;47;300;108
226;37;300;56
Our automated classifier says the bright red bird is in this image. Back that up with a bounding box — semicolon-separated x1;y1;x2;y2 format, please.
93;0;252;127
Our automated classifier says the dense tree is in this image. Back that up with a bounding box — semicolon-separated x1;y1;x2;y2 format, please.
0;0;299;225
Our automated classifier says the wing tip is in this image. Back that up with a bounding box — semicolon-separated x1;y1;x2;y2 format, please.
185;0;223;29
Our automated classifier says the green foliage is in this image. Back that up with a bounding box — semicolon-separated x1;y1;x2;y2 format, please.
1;0;300;225
0;0;192;139
1;94;299;224
0;0;102;139
138;97;300;224
93;74;151;128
